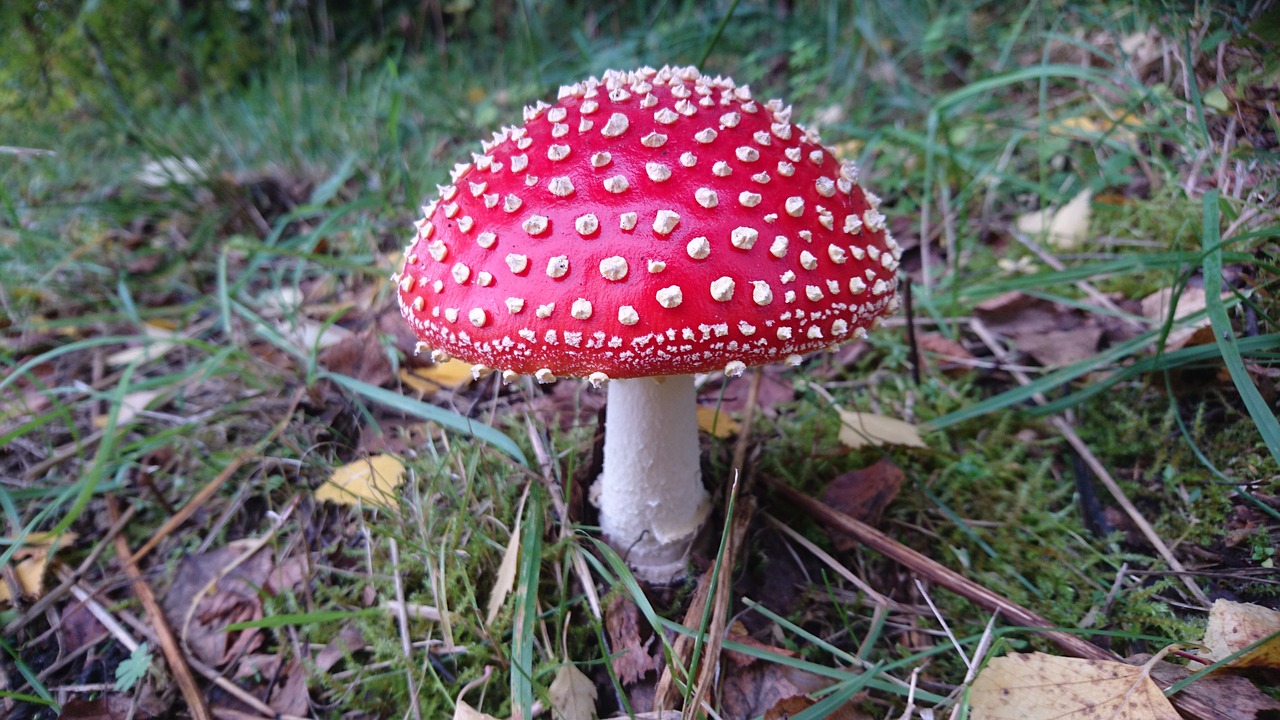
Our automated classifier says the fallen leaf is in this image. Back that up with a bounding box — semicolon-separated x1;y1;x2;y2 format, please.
605;595;662;685
974;292;1104;367
1015;189;1092;250
721;659;862;720
836;409;927;450
485;516;521;626
548;664;597;720
916;333;976;376
454;700;503;720
315;455;406;507
1142;654;1280;717
968;652;1179;720
821;458;905;548
401;360;476;392
106;324;181;367
92;389;163;429
0;531;77;603
1140;285;1222;351
319;329;392;387
1202;599;1280;669
276;317;353;352
697;406;740;438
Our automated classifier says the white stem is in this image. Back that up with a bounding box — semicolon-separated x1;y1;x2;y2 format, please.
597;375;709;583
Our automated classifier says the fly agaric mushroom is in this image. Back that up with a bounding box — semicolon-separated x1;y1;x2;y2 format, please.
395;66;901;583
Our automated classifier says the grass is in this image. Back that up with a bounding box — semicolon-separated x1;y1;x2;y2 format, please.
2;0;1279;718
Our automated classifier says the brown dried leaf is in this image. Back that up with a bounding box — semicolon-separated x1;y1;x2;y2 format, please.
1143;654;1280;718
969;652;1179;720
821;458;905;550
1140;286;1224;351
721;661;859;720
917;333;975;376
605;595;662;685
485;515;521;626
319;328;392;386
1202;599;1280;669
974;292;1103;367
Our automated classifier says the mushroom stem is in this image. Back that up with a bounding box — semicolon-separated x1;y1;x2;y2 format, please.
598;375;710;583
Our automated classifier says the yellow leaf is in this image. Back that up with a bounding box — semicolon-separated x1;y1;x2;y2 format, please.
548;664;597;720
106;324;181;367
485;516;521;627
696;407;740;438
401;360;476;392
92;389;162;429
1015;189;1092;251
969;652;1179;720
837;410;927;450
0;532;77;604
1203;599;1280;669
315;455;406;507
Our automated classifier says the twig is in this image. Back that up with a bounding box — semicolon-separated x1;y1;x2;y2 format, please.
107;496;213;720
129;387;302;564
968;318;1209;606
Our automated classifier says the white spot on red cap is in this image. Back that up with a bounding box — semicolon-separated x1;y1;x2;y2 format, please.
451;262;471;284
522;215;549;235
548;176;575;197
731;227;759;250
720;111;741;128
571;298;593;319
646;162;672;182
713;161;731;177
604;175;630;193
503;194;522;213
656;285;683;308
536;303;555;318
505;297;525;314
618;305;639;325
591;151;612;168
548;144;570;161
686;236;710;259
647;259;666;273
642;131;667;147
738;191;761;207
601;112;629;137
799;251;818;270
469;308;487;327
751;281;773;305
546;255;569;278
620;212;637;230
680;151;697;167
653;209;680;235
710;276;735;302
849;277;867;294
695;128;717;143
505;253;528;274
575;214;599;236
828;244;847;264
599;256;628;281
735;146;760;162
769;236;787;258
695;187;718;208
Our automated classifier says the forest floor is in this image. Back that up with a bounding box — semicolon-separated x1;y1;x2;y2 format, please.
2;2;1279;719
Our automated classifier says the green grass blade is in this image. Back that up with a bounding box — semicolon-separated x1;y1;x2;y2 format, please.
320;372;529;467
511;488;543;719
1201;190;1280;466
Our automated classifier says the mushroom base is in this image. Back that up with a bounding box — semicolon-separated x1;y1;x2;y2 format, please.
596;375;710;584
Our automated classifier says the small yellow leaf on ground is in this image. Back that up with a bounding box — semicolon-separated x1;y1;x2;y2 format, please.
837;409;927;450
485;517;521;627
0;532;78;604
969;652;1179;720
1203;599;1280;669
106;324;180;367
548;664;597;720
696;407;740;438
1140;286;1224;351
453;700;502;720
401;360;475;392
92;389;163;429
315;455;406;507
1016;189;1092;250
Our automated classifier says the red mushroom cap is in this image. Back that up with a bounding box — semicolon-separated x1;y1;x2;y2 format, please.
395;66;901;383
